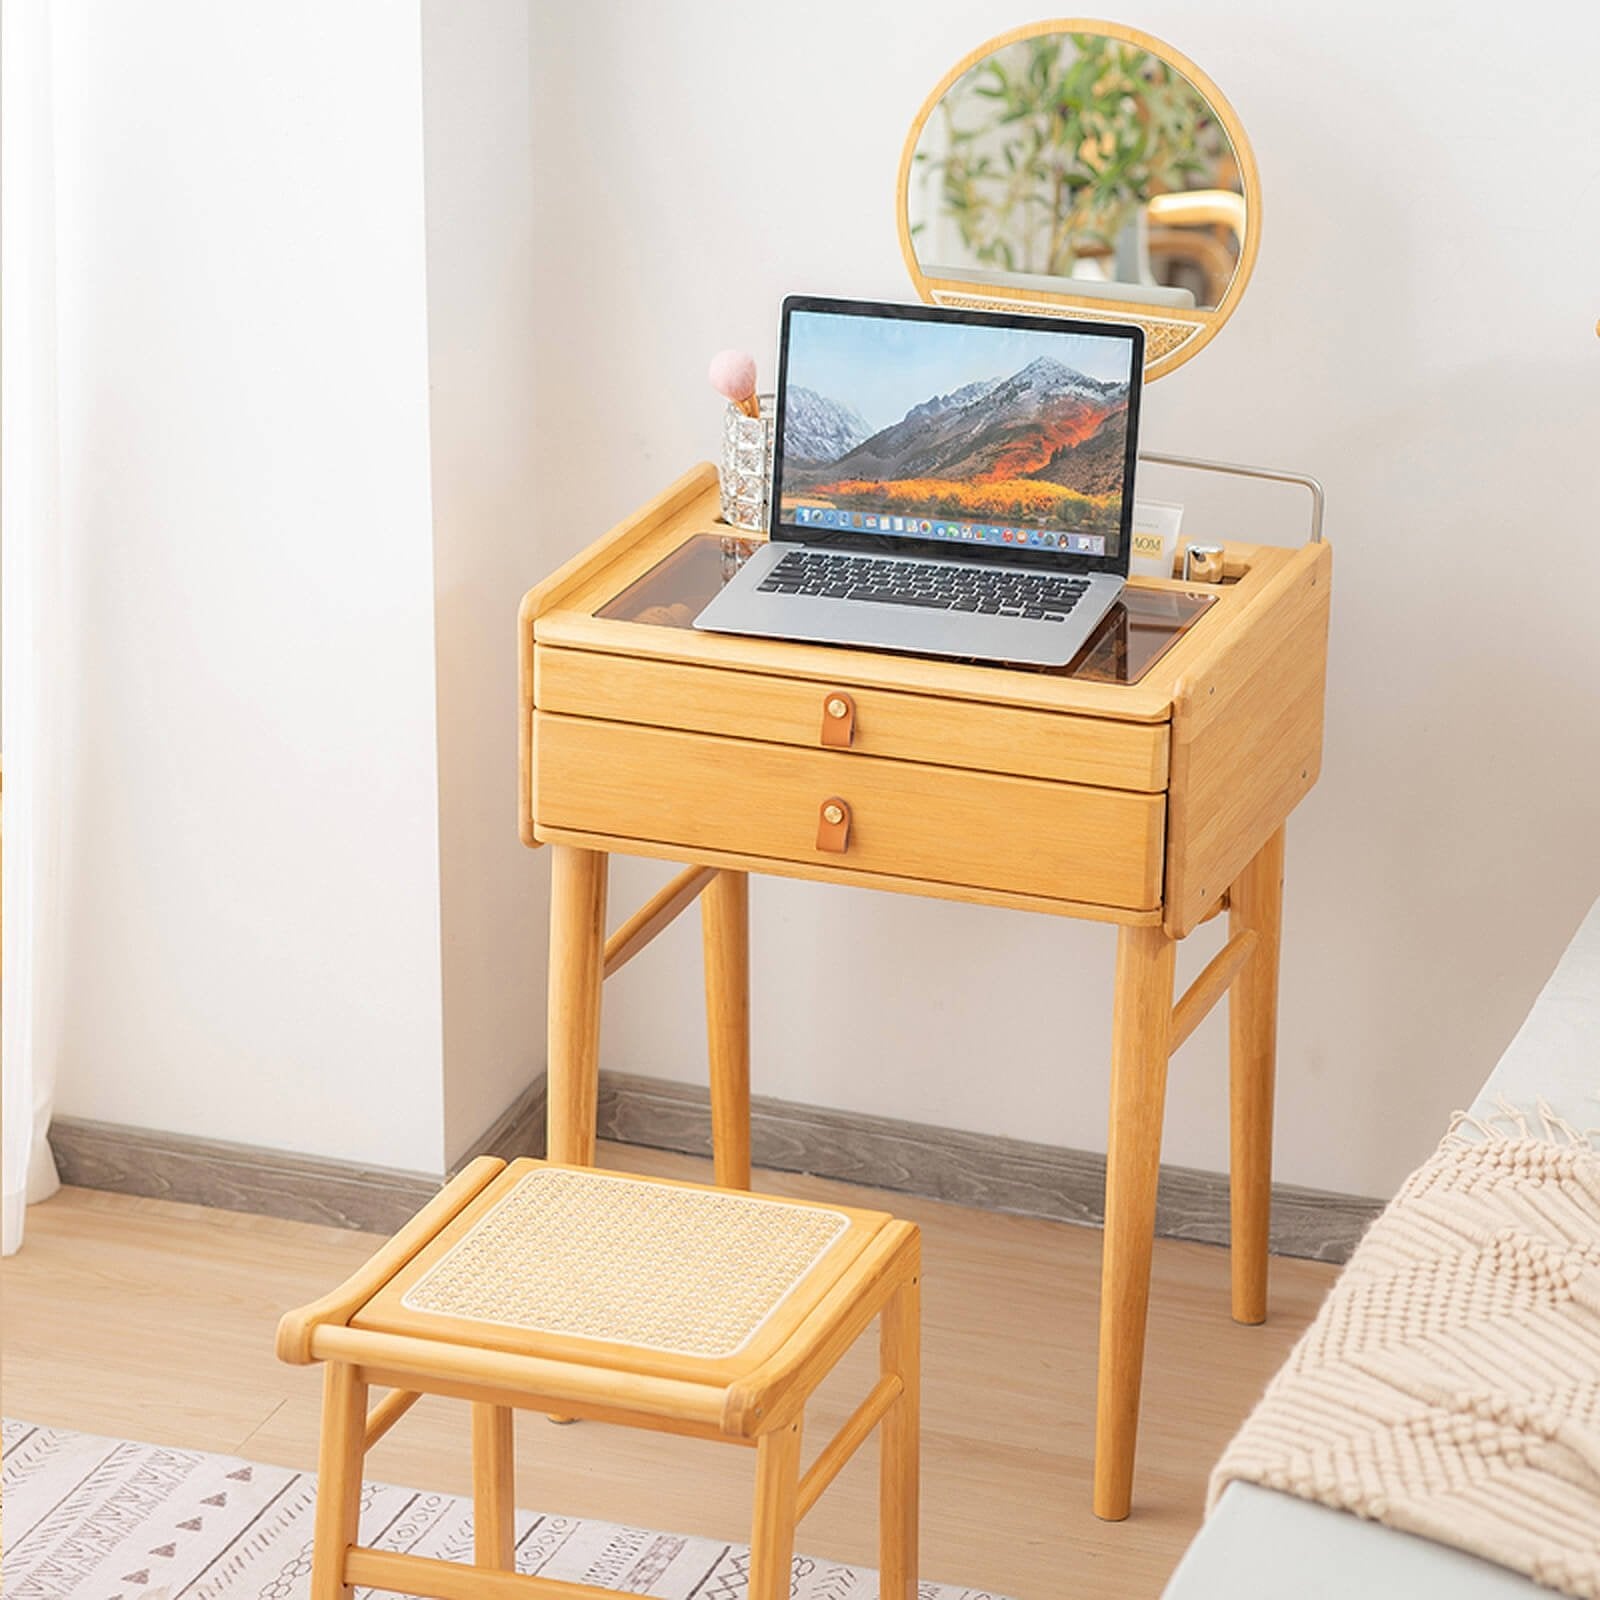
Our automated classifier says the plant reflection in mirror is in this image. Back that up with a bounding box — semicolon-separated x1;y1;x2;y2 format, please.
914;33;1226;280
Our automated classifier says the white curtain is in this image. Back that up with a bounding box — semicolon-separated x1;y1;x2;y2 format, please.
2;0;65;1254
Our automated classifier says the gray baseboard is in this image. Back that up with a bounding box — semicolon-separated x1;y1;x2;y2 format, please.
48;1071;1380;1262
47;1080;549;1238
596;1069;1382;1265
47;1117;446;1236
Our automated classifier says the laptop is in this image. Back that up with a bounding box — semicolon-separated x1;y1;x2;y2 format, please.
694;295;1144;667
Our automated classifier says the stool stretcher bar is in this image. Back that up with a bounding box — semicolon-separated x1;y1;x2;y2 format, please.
796;1373;903;1520
347;1548;632;1600
358;1365;744;1447
363;1387;422;1449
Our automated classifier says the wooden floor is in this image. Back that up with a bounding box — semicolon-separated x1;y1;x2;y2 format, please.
1;1142;1335;1599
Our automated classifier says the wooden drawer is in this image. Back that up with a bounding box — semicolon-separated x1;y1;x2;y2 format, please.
535;647;1168;793
533;713;1166;911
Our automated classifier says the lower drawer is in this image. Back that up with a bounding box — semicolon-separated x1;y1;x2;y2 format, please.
533;713;1165;910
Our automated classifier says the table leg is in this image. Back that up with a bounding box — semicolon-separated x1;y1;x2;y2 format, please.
547;844;608;1167
1093;920;1176;1522
1228;825;1285;1326
702;868;752;1190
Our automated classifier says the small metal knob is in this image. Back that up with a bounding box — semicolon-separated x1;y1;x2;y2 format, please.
822;802;844;826
826;697;849;719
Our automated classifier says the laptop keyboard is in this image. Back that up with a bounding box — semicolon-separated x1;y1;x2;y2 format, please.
756;550;1090;622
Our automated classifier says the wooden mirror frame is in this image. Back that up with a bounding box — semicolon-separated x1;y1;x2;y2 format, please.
897;18;1262;381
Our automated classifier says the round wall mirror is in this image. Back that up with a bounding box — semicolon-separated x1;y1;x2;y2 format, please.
898;20;1259;379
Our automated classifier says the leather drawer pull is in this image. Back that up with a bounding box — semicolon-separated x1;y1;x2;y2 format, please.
816;796;851;853
820;691;856;748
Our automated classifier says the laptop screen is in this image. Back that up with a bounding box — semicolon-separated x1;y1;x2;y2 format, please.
772;298;1141;573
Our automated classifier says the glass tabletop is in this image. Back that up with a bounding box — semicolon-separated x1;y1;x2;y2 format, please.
596;533;1215;684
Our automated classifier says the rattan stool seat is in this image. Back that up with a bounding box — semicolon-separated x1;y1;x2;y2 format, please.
347;1160;887;1386
277;1156;921;1600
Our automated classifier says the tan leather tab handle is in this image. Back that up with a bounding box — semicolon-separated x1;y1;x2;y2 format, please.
816;796;851;853
820;691;856;748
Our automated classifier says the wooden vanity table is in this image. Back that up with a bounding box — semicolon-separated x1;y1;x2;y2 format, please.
518;461;1332;1521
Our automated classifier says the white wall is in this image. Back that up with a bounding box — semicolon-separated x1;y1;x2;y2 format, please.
420;0;547;1165
527;0;1600;1200
42;2;1600;1204
50;2;449;1173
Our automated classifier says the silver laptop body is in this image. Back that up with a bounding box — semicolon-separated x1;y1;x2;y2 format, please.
695;296;1145;668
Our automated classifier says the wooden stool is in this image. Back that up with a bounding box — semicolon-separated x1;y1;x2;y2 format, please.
277;1156;921;1600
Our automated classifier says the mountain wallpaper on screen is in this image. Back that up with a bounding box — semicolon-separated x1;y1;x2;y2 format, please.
783;386;873;464
784;356;1129;535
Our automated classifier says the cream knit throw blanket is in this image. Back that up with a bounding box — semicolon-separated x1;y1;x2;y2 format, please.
1210;1136;1600;1596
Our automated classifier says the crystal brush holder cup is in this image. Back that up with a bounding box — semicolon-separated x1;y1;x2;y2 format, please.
718;393;775;532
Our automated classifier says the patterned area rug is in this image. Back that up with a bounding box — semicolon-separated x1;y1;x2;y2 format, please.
3;1420;1010;1599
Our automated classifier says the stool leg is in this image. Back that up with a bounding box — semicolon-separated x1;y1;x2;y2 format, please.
547;844;608;1166
471;1403;517;1569
311;1363;368;1600
1093;921;1176;1521
1228;825;1284;1326
747;1420;802;1600
879;1269;920;1600
702;868;752;1190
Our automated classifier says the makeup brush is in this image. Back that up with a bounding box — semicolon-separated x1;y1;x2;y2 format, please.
708;348;761;418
